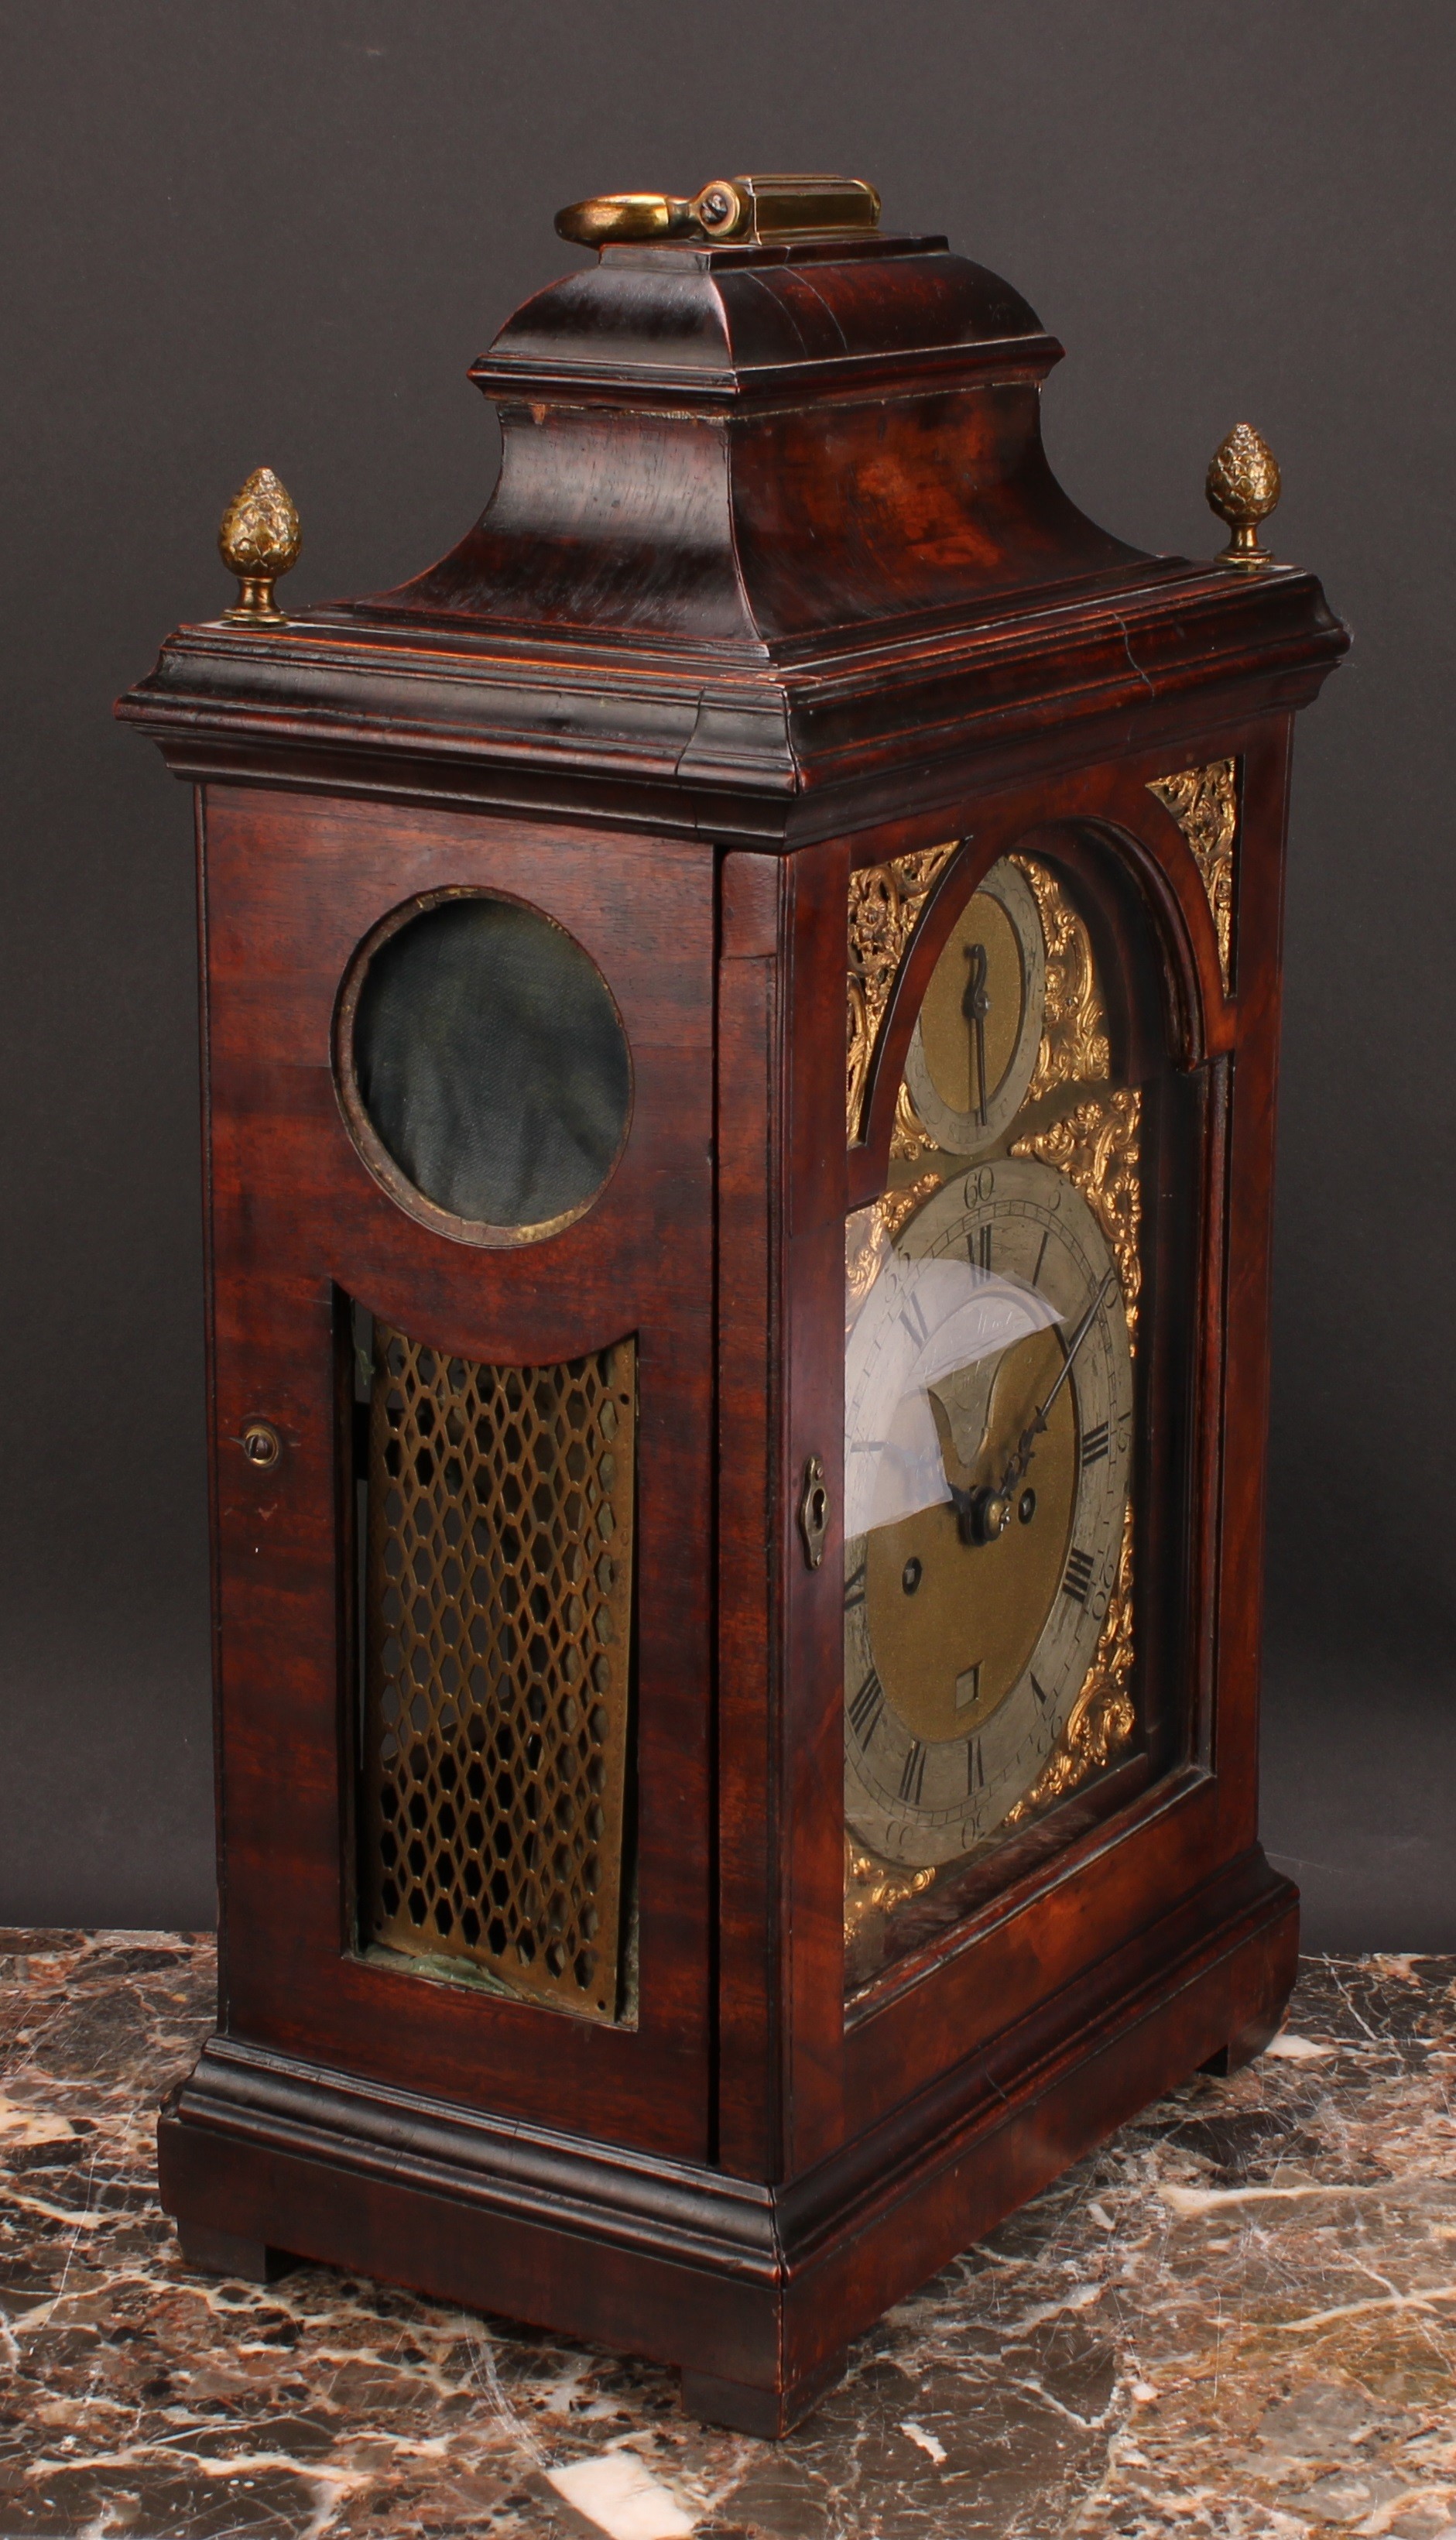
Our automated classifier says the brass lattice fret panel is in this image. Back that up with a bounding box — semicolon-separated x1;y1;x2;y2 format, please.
359;1323;636;2023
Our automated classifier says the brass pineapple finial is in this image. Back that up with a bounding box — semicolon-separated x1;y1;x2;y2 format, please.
1205;423;1281;571
218;466;301;623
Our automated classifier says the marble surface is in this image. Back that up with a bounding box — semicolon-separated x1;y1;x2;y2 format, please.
2;1933;1454;2538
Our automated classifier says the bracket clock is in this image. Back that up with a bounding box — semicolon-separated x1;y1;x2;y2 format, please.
120;173;1347;2435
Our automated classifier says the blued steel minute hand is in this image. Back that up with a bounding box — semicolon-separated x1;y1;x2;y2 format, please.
995;1270;1115;1495
961;941;990;1127
954;1270;1115;1546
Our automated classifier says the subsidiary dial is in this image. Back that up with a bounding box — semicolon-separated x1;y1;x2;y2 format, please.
902;858;1046;1160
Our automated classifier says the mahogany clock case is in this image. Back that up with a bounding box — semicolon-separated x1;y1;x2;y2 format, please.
120;215;1347;2434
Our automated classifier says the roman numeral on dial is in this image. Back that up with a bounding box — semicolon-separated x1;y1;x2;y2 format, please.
844;1556;867;1610
1063;1545;1096;1606
965;1736;985;1794
1080;1421;1109;1467
898;1291;930;1348
899;1742;927;1806
849;1668;885;1746
968;1224;994;1271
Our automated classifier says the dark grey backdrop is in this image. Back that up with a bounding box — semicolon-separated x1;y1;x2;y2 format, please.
2;0;1451;1946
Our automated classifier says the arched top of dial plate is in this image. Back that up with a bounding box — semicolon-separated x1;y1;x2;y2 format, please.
848;805;1225;1208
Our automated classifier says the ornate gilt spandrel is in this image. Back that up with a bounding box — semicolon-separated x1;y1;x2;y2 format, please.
1011;1087;1143;1353
892;1077;937;1162
876;1174;944;1243
843;1176;947;1338
1148;758;1238;995
844;1842;935;1952
845;842;961;1143
1010;855;1111;1098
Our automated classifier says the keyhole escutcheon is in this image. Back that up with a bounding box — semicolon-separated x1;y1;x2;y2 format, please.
798;1455;831;1571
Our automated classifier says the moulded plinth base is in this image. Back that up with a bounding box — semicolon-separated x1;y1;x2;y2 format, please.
159;1850;1297;2433
680;2355;851;2439
176;2222;297;2285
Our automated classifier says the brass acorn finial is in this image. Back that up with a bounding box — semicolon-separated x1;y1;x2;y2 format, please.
1205;423;1281;571
218;466;301;623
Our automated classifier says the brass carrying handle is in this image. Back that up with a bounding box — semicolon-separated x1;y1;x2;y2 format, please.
555;174;881;250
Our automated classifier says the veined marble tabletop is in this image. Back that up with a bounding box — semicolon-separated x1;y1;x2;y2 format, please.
1;1933;1453;2539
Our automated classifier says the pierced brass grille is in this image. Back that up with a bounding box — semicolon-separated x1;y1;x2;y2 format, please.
358;1321;636;2024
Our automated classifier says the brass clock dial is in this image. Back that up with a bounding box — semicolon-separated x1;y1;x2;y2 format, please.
902;858;1046;1159
844;1161;1133;1869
